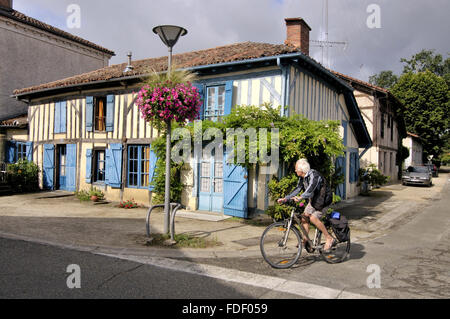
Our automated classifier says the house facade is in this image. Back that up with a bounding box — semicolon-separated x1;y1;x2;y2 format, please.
13;18;372;218
0;0;114;165
403;132;423;167
333;72;407;182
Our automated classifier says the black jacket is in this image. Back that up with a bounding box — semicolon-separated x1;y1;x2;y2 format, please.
285;169;333;210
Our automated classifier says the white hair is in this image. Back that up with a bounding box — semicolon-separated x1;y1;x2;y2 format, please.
295;158;310;174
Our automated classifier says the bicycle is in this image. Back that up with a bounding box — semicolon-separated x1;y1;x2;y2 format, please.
260;200;351;269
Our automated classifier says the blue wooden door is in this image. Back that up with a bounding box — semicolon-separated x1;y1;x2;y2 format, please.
43;144;55;190
66;144;77;191
335;154;346;199
223;153;248;218
198;151;224;212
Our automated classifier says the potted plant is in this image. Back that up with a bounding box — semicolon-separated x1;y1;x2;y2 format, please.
89;188;105;202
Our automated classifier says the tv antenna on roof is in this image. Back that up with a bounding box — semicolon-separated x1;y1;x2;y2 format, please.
309;0;348;68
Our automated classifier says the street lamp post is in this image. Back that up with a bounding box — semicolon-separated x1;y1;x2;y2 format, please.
152;25;187;234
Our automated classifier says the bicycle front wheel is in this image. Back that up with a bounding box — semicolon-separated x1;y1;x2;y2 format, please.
260;222;302;269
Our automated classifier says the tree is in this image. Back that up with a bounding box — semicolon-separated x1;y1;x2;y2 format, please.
391;70;449;159
369;70;398;89
400;49;449;76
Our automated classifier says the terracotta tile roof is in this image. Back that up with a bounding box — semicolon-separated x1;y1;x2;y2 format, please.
0;114;28;127
14;42;300;95
331;70;389;93
0;8;115;56
407;132;420;139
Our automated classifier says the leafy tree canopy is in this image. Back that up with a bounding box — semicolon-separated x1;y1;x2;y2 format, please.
391;70;449;158
369;70;398;89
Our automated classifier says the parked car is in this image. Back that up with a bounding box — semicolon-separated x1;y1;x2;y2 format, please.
424;163;438;177
402;166;432;187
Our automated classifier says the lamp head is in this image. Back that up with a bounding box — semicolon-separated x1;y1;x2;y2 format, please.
152;25;188;48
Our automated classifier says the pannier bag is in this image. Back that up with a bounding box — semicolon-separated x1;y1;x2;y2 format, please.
328;212;350;242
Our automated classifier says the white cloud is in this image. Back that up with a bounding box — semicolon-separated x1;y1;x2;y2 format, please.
12;0;450;82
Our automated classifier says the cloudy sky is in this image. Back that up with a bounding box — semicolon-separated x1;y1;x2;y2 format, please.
13;0;450;82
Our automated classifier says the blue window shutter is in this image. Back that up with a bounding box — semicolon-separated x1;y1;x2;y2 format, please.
106;95;115;132
106;143;122;188
43;144;55;190
60;101;67;133
66;144;77;192
194;83;205;120
86;96;94;132
349;153;355;183
6;141;16;163
148;147;157;191
85;149;93;183
224;81;233;115
25;142;33;161
54;102;61;133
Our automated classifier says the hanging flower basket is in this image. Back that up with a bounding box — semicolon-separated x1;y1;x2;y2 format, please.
136;81;201;125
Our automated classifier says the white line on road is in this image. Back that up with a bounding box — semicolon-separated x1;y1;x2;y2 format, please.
98;253;377;299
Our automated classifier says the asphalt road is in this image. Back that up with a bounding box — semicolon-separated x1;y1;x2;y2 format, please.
0;177;448;300
0;236;305;300
173;180;450;299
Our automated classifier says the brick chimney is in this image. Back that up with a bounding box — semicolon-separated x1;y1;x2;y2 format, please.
284;17;311;56
0;0;13;10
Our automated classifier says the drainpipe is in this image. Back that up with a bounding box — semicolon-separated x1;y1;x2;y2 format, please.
277;57;290;117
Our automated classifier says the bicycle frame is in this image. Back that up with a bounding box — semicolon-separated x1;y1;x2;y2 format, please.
283;206;319;251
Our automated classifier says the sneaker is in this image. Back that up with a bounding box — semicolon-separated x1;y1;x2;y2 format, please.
303;240;314;253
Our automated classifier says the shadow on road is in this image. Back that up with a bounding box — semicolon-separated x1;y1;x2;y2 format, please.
338;190;394;222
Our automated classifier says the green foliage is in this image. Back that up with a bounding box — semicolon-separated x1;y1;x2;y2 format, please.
149;104;345;209
396;145;410;165
369;70;398;89
391;70;449;159
149;134;184;204
75;188;105;201
359;164;389;188
400;49;449;76
6;159;39;193
89;187;105;200
266;174;299;220
75;189;91;201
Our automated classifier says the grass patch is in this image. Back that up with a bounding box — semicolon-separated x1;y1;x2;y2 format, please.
146;233;221;249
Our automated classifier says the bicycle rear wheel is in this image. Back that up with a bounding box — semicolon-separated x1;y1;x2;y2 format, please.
260;222;302;269
318;227;351;264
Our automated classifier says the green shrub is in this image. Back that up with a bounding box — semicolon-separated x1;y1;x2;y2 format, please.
6;159;39;193
75;190;90;201
359;164;389;188
75;188;105;201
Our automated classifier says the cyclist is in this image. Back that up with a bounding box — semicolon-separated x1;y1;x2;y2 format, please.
277;159;335;253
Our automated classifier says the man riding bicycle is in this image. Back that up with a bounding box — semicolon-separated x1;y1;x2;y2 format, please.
277;159;335;253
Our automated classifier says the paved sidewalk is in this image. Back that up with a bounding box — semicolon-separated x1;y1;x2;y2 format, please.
0;169;448;259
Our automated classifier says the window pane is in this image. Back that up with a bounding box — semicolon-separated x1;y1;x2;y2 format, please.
201;162;210;177
214;178;223;193
201;177;210;192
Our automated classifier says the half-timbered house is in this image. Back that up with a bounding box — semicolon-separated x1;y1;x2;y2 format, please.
13;18;372;218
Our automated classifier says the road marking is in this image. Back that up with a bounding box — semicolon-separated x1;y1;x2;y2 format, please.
98;253;376;299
